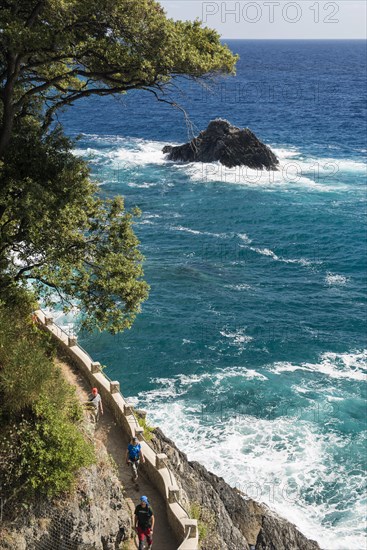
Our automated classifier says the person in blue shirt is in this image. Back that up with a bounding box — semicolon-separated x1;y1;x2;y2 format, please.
126;436;145;481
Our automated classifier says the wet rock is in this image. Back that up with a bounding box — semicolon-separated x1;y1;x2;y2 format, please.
163;119;279;170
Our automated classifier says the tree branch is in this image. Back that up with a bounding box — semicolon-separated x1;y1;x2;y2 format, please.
14;262;44;281
25;1;46;29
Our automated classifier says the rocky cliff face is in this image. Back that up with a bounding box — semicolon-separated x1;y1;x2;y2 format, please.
152;427;320;550
0;450;132;550
163;119;279;170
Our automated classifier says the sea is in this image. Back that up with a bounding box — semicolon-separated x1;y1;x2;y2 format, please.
58;41;367;550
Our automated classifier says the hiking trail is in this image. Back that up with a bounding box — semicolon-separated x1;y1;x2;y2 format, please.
57;355;179;550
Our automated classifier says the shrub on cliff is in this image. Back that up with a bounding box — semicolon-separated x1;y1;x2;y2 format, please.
0;300;95;508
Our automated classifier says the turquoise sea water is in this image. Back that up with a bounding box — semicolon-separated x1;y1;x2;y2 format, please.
59;41;366;549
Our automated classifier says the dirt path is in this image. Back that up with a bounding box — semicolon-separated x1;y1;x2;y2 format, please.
57;356;179;550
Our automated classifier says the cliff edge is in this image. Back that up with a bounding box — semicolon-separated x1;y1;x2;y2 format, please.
0;440;132;550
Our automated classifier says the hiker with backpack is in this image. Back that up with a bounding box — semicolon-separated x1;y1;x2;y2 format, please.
126;436;145;481
135;495;154;549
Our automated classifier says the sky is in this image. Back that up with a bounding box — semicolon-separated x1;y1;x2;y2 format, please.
160;1;367;39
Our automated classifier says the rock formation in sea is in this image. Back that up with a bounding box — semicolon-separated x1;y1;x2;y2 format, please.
163;119;279;171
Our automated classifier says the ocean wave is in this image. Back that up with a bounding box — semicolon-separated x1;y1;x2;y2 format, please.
237;233;252;244
134;395;366;550
166;227;315;270
73;137;365;193
127;181;158;188
169;225;228;239
73;136;170;167
182;160;323;190
273;147;301;159
247;245;316;267
219;329;254;346
271;350;367;382
224;283;253;291
139;367;268;404
176;144;363;192
305;156;367;174
113;139;168;166
325;272;349;286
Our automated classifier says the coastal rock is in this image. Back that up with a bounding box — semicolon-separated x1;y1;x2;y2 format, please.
0;454;132;550
151;427;320;550
163;119;279;170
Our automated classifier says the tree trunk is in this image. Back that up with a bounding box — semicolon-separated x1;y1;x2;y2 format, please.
0;105;14;158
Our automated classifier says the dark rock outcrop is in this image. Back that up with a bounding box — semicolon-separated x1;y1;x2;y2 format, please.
151;427;320;550
163;119;279;170
0;452;131;550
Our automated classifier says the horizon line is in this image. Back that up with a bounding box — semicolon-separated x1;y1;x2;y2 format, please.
221;37;367;40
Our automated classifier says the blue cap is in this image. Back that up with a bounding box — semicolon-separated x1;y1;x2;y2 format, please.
140;496;148;504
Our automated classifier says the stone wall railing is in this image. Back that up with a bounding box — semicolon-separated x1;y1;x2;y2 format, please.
35;310;199;550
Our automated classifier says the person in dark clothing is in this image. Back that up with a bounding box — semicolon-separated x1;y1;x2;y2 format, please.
134;495;154;549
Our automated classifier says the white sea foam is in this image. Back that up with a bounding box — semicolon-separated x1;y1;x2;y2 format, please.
292;385;309;394
325;272;349;286
177;144;362;192
247;245;315;267
42;305;80;335
271;350;367;382
182;159;322;190
113;139;168;166
74;137;170;167
306;156;367;174
220;329;254;346
143;213;161;219
213;366;267;381
251;247;280;260
273;147;301;159
224;283;253;291
127;181;158;188
134;372;366;550
73;137;366;194
143;367;268;402
170;225;228;239
238;233;252;244
167;227;315;272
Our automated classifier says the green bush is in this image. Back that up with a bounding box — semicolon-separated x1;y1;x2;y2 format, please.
137;414;155;441
0;296;54;414
0;299;95;504
1;411;94;498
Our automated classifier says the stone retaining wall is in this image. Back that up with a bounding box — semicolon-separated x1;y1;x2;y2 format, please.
35;310;199;550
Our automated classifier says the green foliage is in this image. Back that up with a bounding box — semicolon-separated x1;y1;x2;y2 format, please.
0;0;237;142
0;295;54;413
137;414;155;441
0;123;149;333
190;501;216;545
0;300;95;504
0;0;237;333
1;411;94;499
